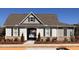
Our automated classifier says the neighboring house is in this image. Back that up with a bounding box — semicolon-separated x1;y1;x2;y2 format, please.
0;27;3;36
74;24;79;39
3;12;75;41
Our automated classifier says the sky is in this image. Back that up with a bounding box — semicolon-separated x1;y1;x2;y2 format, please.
0;8;79;26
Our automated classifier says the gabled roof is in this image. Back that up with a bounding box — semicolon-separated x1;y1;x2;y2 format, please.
4;13;61;26
19;12;44;25
4;13;75;27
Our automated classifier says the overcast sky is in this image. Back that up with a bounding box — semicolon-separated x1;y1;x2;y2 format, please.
0;8;79;26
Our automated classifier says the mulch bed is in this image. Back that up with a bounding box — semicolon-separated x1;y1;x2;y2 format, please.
0;42;25;44
0;36;26;44
34;41;79;44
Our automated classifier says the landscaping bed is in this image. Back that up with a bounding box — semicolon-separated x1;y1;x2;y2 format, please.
35;41;79;44
0;39;25;44
35;37;79;44
0;35;25;44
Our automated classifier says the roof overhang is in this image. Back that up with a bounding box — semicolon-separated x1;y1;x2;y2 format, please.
3;24;76;28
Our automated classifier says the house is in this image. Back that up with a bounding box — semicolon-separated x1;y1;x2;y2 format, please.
0;27;3;36
74;24;79;40
4;12;75;42
0;28;2;36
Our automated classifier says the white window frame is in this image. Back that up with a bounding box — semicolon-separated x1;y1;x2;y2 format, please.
6;28;11;36
45;28;50;37
52;29;57;37
37;28;44;38
13;28;18;36
28;16;35;22
20;28;27;40
67;29;74;37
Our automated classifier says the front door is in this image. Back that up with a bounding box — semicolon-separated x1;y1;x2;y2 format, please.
27;28;36;40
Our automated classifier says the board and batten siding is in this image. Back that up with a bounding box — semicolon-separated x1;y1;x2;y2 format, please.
20;28;27;40
23;14;40;24
36;28;44;38
57;29;64;41
57;29;64;37
5;28;12;36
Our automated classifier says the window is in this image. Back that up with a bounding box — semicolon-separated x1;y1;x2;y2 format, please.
52;29;57;37
28;17;35;22
6;28;11;36
57;29;64;37
13;28;18;36
67;29;74;37
23;14;40;24
37;28;44;38
45;28;50;37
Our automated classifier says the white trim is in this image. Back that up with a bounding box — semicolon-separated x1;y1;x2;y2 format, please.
19;12;31;25
4;24;76;27
13;28;18;36
19;12;44;25
31;12;44;24
45;28;50;37
52;29;57;37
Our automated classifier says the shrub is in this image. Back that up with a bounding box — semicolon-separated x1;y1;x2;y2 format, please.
46;37;50;42
37;33;40;41
52;37;57;42
70;36;75;42
64;38;71;43
64;38;68;42
14;38;19;42
5;39;10;43
0;39;5;44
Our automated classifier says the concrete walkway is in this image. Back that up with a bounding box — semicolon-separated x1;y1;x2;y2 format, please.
24;40;35;44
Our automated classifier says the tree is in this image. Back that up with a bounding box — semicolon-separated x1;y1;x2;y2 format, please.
70;31;74;42
21;33;24;42
1;28;5;36
74;24;79;40
38;33;40;41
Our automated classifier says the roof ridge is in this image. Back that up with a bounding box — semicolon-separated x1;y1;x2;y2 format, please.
9;13;57;15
